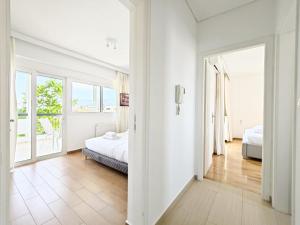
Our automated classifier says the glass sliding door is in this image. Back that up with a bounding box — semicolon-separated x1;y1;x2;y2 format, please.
36;75;63;157
15;71;32;162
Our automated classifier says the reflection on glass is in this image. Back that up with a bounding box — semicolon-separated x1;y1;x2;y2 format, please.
103;87;117;112
15;71;32;162
36;75;63;157
72;82;100;112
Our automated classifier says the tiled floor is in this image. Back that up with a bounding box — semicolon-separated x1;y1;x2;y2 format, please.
158;179;291;225
205;140;262;193
9;152;127;225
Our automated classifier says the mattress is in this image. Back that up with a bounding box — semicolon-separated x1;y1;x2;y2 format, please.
85;131;128;163
242;126;263;146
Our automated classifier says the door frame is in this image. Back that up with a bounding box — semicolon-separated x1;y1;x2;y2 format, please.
13;67;67;167
0;0;10;223
0;0;151;225
195;36;275;201
203;58;217;175
121;0;151;224
293;0;300;224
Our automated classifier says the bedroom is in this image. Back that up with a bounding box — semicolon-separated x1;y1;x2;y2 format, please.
203;45;265;194
8;0;131;224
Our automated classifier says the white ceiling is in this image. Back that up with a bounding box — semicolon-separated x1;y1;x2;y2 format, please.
187;0;256;21
11;0;130;70
222;46;265;76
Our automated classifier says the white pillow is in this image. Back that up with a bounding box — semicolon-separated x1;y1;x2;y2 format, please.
104;131;116;137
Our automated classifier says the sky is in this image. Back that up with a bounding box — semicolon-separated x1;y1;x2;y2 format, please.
15;71;117;110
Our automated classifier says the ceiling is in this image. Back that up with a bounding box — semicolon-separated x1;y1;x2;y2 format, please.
11;0;130;70
186;0;256;22
221;46;265;76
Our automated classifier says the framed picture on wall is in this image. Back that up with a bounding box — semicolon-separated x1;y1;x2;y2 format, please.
120;93;129;106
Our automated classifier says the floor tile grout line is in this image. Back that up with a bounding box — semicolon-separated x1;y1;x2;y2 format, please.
11;169;38;225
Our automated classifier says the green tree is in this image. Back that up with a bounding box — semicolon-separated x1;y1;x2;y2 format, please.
18;92;28;116
36;80;63;134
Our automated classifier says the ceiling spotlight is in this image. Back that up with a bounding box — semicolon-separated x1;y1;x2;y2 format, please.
106;38;118;50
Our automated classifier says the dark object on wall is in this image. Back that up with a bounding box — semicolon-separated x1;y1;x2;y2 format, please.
120;93;129;106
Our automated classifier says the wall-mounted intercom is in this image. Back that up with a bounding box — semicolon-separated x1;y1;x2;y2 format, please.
175;85;185;115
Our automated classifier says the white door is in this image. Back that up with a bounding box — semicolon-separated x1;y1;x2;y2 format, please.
14;71;32;163
204;60;216;175
13;71;64;166
35;75;64;158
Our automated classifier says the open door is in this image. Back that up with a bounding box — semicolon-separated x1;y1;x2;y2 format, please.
204;59;216;175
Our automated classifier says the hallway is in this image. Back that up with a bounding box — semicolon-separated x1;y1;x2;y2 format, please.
205;140;261;193
157;179;290;225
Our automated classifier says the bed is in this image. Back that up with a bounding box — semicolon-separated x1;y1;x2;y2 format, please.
242;125;263;160
82;123;128;174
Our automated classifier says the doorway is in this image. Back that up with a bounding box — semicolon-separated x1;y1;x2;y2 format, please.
13;71;64;166
1;0;149;224
203;45;265;194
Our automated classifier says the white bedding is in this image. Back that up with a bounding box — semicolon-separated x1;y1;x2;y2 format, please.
85;131;128;163
243;126;263;146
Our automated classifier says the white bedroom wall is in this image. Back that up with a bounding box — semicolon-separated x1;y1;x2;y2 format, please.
147;0;197;223
230;74;264;138
15;39;117;152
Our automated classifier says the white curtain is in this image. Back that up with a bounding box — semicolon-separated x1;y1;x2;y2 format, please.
115;72;129;132
10;37;17;170
214;71;225;155
224;73;233;142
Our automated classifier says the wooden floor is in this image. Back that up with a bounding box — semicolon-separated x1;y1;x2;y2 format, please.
9;152;127;225
205;140;262;193
158;179;291;225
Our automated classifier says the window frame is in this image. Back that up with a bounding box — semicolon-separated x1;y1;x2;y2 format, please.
101;86;117;113
70;80;116;113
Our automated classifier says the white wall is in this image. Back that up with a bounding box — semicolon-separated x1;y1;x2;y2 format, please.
15;39;117;151
273;31;295;213
196;0;293;211
198;0;275;53
147;0;197;223
273;0;297;214
230;74;264;138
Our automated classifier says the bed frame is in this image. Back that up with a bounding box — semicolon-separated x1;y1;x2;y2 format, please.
82;148;128;174
242;143;262;160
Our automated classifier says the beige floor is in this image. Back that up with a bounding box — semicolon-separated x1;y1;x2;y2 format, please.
9;152;127;225
206;140;261;194
158;179;291;225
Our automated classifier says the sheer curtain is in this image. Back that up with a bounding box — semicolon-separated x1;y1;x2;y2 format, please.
115;72;129;132
224;73;233;142
10;37;17;170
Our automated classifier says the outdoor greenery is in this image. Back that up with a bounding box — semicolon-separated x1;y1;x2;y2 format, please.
36;80;62;134
36;80;62;115
18;80;63;135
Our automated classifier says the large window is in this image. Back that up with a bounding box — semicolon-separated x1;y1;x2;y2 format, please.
71;82;116;113
102;87;117;112
15;71;32;162
72;82;101;112
14;71;64;163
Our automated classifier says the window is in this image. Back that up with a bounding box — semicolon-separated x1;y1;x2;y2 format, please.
71;82;117;113
72;82;100;112
102;87;117;112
